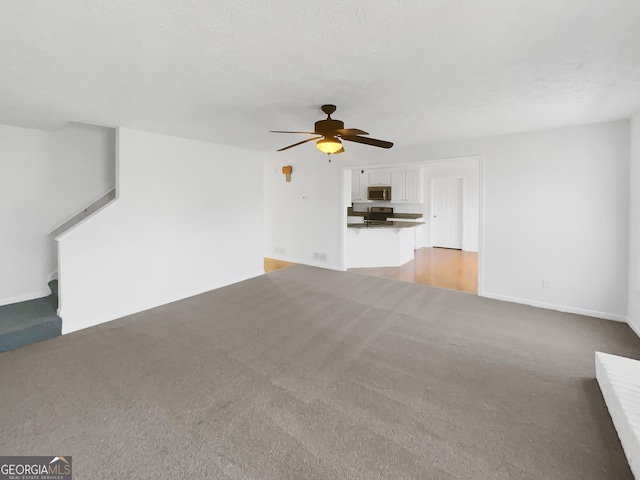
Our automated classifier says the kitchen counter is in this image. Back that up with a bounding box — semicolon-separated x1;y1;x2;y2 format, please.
348;221;425;229
388;213;424;219
347;207;423;219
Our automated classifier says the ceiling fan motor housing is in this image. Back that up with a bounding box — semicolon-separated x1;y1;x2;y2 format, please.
315;118;344;137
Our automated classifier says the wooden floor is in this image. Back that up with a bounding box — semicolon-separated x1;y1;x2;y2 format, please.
264;257;296;272
267;249;477;293
349;247;478;293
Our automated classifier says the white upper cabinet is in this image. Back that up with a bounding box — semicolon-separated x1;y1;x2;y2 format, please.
367;170;391;186
391;171;404;202
391;168;422;203
352;167;421;203
351;170;370;202
404;169;421;203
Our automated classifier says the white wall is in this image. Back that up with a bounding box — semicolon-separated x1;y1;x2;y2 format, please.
628;111;640;336
264;152;344;269
57;128;264;334
264;120;630;320
0;122;115;305
422;159;480;252
401;121;630;320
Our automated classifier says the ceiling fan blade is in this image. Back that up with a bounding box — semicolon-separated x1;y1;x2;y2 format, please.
270;130;318;134
341;135;393;149
336;128;369;136
277;136;322;151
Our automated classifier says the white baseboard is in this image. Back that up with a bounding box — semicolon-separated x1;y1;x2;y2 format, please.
0;289;51;307
305;261;345;271
480;291;627;322
60;270;264;335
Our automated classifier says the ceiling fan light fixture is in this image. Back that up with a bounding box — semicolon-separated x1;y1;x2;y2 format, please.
316;137;342;154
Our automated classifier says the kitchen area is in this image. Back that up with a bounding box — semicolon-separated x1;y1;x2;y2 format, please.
347;167;426;268
344;159;481;293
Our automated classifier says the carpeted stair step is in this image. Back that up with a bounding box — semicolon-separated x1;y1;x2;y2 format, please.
47;280;59;309
0;282;61;353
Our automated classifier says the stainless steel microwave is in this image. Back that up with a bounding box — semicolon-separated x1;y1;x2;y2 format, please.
367;186;391;201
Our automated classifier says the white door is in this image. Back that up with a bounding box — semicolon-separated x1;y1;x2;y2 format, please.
431;177;462;249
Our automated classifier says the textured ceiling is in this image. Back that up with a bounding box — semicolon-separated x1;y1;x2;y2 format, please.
1;0;640;151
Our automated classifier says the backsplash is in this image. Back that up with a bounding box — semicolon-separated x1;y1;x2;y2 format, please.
352;201;423;214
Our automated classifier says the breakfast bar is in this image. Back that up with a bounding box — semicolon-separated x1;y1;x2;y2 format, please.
346;221;424;268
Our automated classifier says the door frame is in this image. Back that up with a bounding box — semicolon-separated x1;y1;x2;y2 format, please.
429;176;464;249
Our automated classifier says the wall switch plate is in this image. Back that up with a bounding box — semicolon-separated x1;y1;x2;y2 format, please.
542;279;550;288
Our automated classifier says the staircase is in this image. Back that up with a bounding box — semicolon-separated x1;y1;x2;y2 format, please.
0;281;61;353
1;188;116;353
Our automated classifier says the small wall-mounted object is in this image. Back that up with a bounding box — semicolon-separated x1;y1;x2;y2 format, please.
282;165;293;182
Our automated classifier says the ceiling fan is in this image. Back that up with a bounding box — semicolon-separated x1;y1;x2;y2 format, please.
271;104;393;160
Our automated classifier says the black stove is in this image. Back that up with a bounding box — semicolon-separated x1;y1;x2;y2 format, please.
366;206;393;222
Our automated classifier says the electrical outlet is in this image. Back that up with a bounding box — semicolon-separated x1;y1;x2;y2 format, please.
313;253;327;262
275;247;286;255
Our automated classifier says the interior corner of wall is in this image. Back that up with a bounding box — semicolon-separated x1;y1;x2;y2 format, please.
627;316;640;338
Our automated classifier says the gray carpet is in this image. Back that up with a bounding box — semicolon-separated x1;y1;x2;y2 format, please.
1;265;639;479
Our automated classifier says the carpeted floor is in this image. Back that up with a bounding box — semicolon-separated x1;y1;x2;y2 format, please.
1;265;639;479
